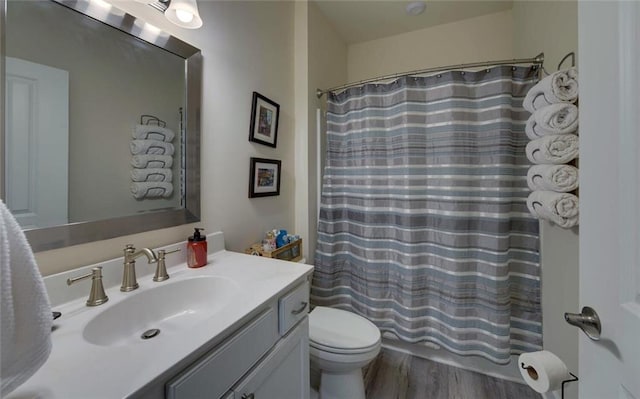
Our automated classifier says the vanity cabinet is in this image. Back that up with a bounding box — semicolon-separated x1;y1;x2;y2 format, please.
166;281;310;399
229;319;309;399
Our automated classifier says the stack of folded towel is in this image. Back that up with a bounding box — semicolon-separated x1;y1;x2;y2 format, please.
130;124;175;200
523;67;579;228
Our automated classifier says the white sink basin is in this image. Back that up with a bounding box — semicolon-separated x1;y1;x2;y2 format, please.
83;276;240;347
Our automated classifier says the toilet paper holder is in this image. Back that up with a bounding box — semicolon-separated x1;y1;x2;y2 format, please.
520;362;578;399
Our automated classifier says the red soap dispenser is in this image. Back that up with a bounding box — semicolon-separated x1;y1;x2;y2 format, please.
187;228;207;268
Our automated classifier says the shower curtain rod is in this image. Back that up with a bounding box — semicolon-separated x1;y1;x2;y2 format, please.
316;52;545;98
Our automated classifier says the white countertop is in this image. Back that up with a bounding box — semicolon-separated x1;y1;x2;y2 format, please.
8;246;313;399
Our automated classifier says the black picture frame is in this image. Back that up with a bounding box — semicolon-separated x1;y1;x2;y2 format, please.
249;92;280;148
249;157;281;198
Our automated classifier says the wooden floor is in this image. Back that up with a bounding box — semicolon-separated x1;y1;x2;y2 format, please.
362;348;542;399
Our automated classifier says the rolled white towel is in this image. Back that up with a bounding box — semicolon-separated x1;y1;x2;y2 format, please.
526;191;579;228
131;168;173;183
525;115;548;140
132;124;175;142
532;103;578;135
523;67;579;113
130;139;174;156
131;182;174;199
526;134;579;164
131;154;173;169
527;164;579;192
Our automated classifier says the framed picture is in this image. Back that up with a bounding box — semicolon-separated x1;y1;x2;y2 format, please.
249;157;281;198
249;92;280;148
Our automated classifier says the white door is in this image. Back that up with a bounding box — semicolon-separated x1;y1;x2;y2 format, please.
5;57;69;229
579;1;640;398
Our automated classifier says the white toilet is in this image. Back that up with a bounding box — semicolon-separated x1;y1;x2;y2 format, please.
309;306;381;399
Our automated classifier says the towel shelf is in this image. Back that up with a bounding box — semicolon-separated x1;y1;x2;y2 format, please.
558;52;576;70
140;114;166;127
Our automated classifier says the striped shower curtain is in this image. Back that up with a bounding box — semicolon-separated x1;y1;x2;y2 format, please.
312;66;541;364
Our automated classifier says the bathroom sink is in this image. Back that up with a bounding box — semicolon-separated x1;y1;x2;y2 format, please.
83;276;240;347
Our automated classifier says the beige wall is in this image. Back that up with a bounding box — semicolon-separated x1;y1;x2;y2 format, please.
294;1;310;261
347;9;513;82
33;0;296;275
513;2;579;398
304;1;348;262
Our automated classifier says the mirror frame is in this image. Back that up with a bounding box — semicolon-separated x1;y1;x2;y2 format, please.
0;0;202;252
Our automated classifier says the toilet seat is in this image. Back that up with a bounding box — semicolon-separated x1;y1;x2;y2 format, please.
310;339;380;355
309;306;381;354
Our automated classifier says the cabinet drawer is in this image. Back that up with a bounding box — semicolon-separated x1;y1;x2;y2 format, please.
166;307;279;399
278;281;309;335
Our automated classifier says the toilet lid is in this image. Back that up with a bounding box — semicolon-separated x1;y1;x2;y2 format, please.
309;307;381;351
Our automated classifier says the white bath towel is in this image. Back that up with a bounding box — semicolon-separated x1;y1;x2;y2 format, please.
526;134;579;164
527;165;579;192
0;201;52;396
523;67;579;113
131;154;173;169
132;124;175;142
130;139;175;156
525;105;579;139
525;115;547;140
131;182;174;199
131;168;173;182
526;191;579;228
533;103;578;135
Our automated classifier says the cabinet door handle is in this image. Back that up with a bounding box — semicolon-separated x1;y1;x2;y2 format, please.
291;301;308;315
241;394;255;399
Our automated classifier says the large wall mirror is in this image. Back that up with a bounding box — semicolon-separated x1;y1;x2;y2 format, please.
1;0;202;252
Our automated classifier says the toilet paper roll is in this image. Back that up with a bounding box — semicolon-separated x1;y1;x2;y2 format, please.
518;350;570;393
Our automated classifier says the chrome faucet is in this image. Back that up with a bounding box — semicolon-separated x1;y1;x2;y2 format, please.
67;267;109;306
154;248;181;282
121;244;158;292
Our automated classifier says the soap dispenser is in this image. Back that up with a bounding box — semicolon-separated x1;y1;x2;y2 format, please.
187;228;207;268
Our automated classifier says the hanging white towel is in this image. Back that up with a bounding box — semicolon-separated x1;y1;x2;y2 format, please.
523;67;579;113
0;201;52;396
132;124;175;142
527;164;579;192
131;154;173;169
526;191;579;228
526;134;579;164
130;139;175;156
131;168;173;182
131;182;174;199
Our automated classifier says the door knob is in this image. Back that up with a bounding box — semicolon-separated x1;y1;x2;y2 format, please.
564;306;601;340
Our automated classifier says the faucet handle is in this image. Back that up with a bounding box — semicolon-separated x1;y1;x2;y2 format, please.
124;244;135;256
67;267;109;306
154;248;181;282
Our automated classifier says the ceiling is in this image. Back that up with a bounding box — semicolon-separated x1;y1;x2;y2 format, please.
312;0;514;45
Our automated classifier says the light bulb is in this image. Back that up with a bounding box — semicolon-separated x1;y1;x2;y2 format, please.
165;0;203;29
176;9;194;23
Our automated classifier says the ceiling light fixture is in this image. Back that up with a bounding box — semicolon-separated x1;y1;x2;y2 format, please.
136;0;203;29
165;0;203;29
405;1;426;16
